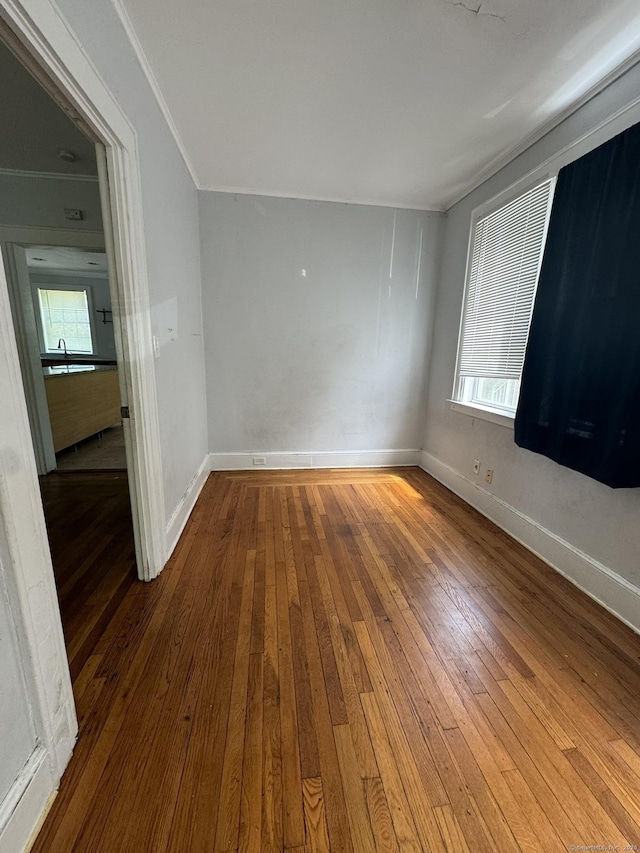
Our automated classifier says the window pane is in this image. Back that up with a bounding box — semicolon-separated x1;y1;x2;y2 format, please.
38;288;93;354
455;179;555;415
472;377;521;411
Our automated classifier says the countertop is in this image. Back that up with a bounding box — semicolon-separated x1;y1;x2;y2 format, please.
43;364;118;377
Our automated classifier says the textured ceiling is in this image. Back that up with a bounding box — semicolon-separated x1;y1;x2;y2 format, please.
121;0;640;207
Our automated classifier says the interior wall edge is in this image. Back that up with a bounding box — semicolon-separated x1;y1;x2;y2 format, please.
419;450;640;636
208;449;421;471
0;746;55;853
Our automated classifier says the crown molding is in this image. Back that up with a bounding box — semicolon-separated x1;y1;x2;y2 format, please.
97;4;640;215
445;48;640;210
198;184;444;213
0;223;105;246
111;0;200;189
28;267;108;279
0;166;98;181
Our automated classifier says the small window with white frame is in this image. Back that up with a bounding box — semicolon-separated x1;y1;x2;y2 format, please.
36;286;94;355
453;177;556;420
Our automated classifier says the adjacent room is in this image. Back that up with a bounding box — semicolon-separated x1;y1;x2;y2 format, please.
1;0;639;851
0;36;137;712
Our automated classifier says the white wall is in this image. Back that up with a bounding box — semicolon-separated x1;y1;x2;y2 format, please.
53;0;208;525
0;173;102;232
200;192;442;464
423;61;640;631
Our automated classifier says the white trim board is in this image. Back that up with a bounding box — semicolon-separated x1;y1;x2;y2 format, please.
165;455;210;560
0;748;55;853
419;450;640;636
0;225;104;246
209;449;421;471
0;167;98;182
94;144;165;581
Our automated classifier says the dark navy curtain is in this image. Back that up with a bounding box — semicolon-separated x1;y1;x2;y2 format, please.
514;121;640;488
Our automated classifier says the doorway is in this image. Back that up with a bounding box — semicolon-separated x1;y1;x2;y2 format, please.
0;4;168;845
10;243;126;474
0;38;137;676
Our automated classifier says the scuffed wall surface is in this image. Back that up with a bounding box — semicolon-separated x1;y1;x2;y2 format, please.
200;192;442;455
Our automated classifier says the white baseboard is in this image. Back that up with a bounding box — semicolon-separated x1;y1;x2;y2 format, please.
419;451;640;635
165;455;211;560
0;747;56;853
208;448;421;471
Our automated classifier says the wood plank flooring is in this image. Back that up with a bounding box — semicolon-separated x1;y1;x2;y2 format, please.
33;468;640;852
39;471;136;680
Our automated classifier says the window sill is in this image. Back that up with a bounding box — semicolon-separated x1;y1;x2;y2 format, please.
449;400;514;429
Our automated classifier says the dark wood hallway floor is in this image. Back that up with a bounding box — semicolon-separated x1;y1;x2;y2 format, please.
39;471;136;681
33;468;640;852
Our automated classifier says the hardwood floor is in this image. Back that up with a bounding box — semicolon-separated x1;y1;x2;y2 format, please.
33;468;640;852
39;471;136;681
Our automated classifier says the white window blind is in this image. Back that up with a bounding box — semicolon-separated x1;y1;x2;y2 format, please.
458;178;555;380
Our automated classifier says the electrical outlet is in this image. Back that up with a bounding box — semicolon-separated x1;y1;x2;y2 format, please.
473;459;481;475
253;456;266;466
63;208;83;220
485;468;494;484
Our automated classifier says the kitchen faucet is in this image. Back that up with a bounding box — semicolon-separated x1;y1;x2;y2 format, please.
57;338;69;358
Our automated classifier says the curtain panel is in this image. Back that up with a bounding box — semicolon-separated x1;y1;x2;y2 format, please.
514;121;640;488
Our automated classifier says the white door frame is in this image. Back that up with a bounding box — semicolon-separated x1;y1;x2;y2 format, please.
0;1;167;848
0;2;166;582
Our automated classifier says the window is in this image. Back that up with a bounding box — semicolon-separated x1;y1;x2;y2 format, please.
453;178;556;419
37;287;94;354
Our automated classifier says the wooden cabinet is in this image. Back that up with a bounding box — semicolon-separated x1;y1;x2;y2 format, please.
44;368;121;453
